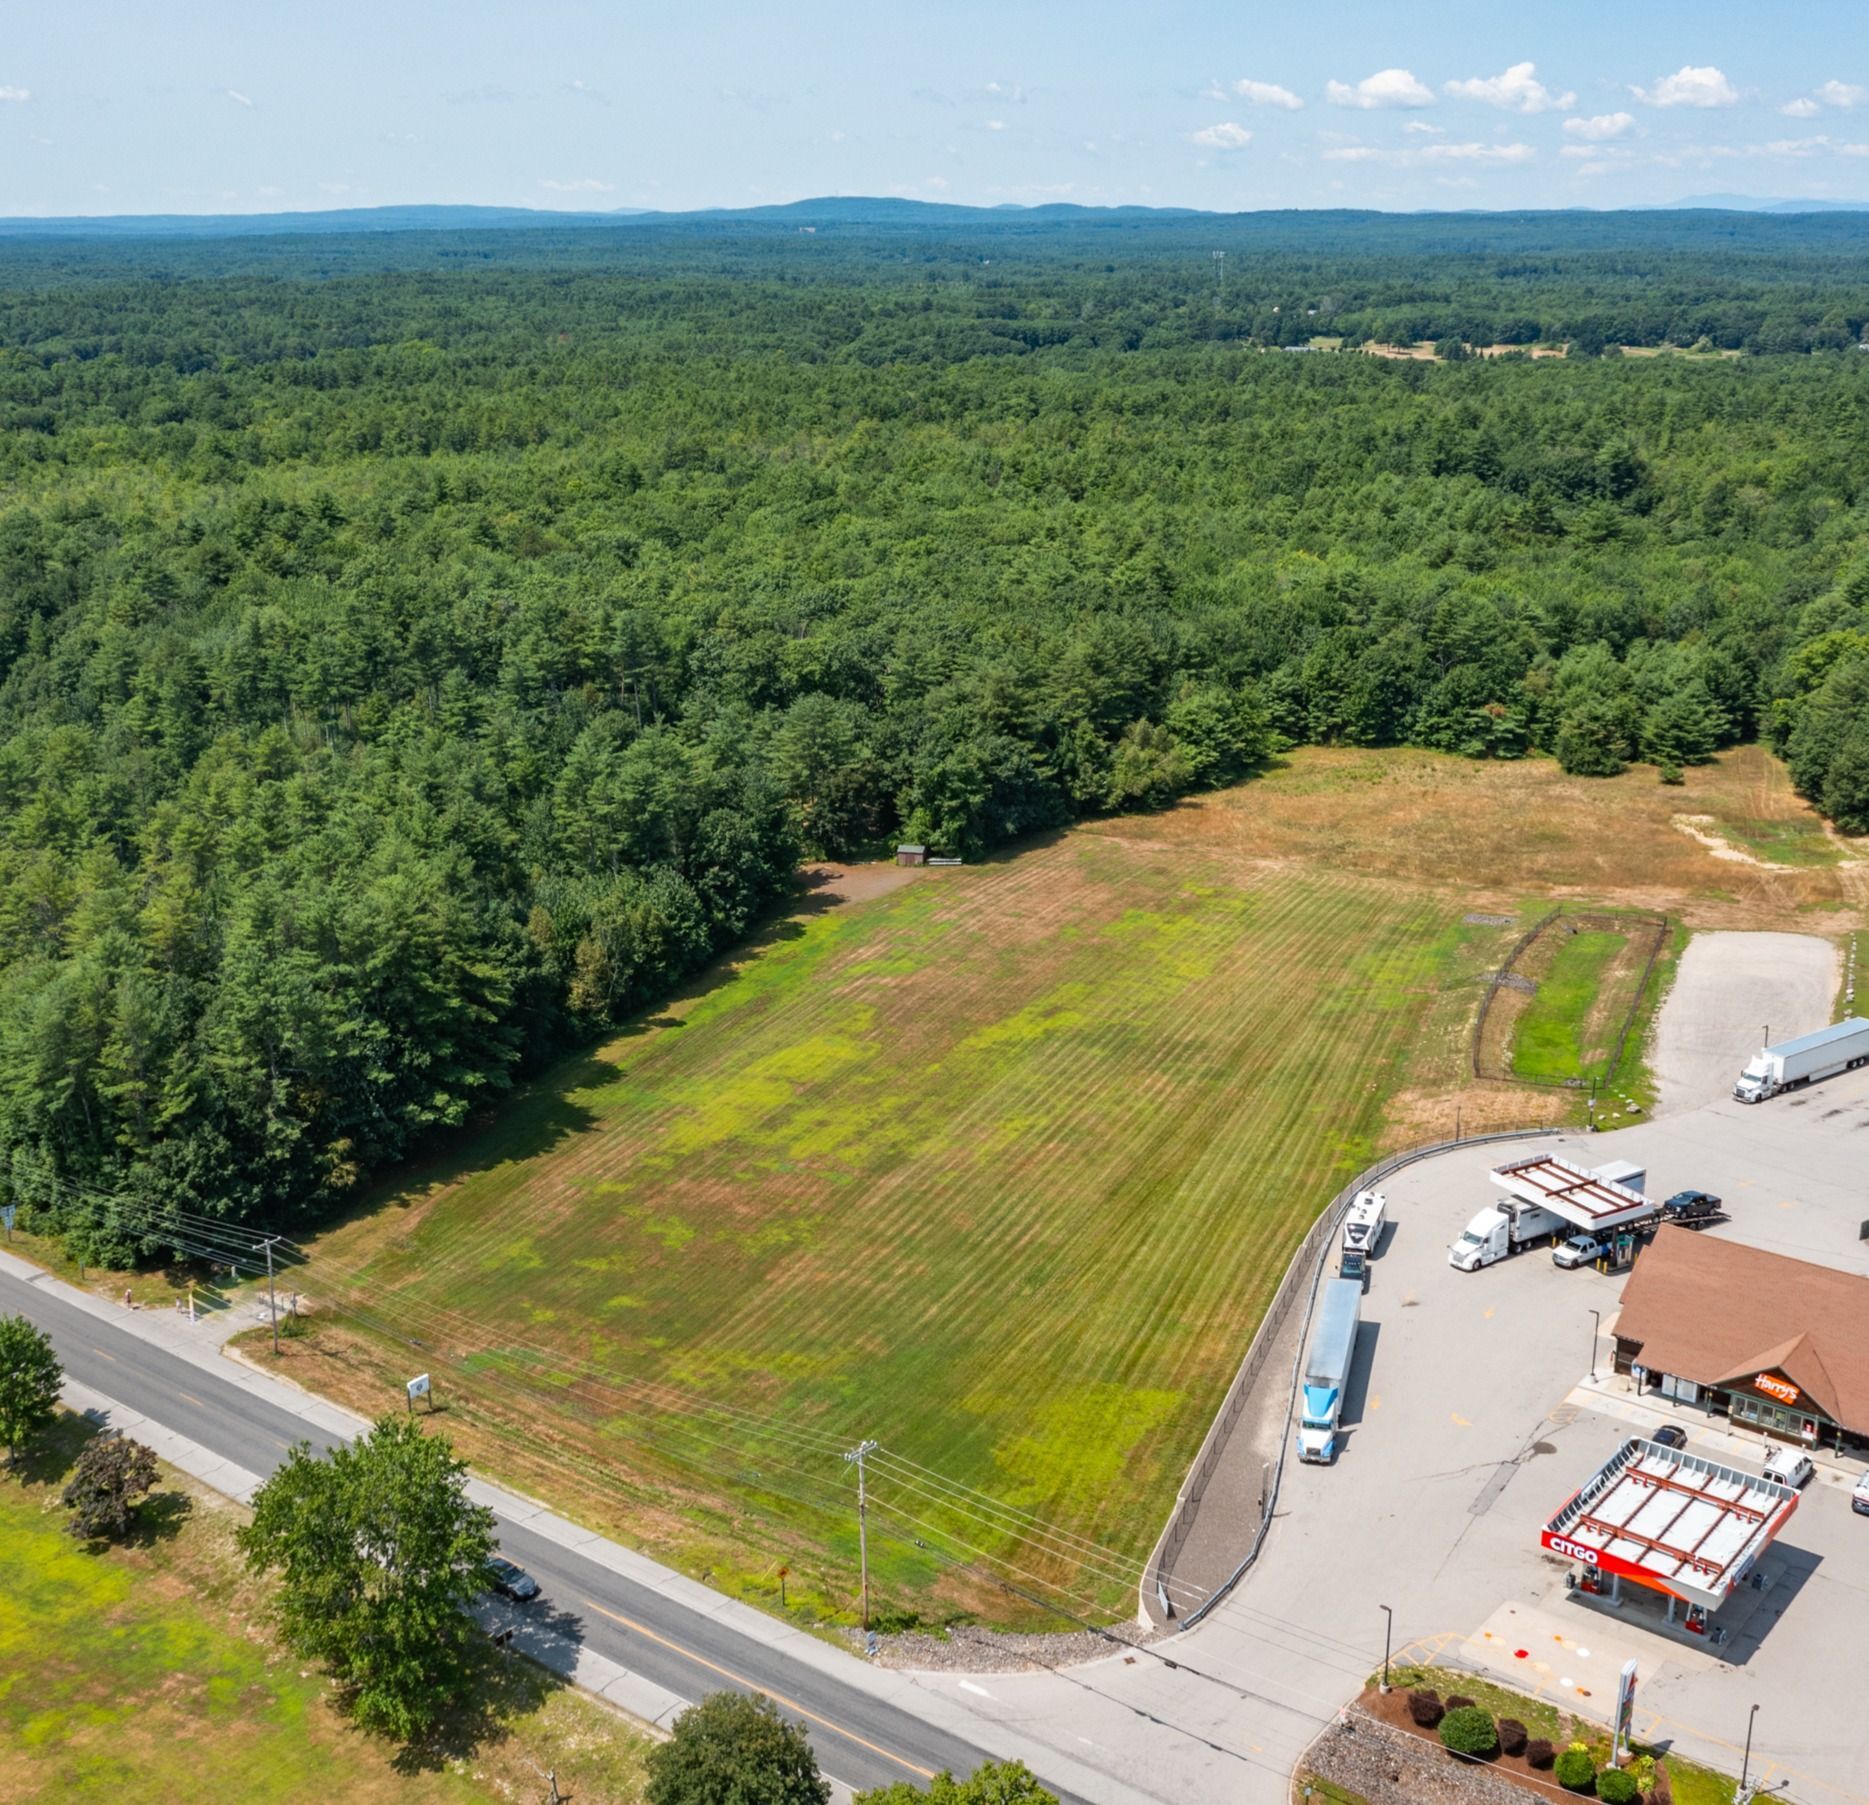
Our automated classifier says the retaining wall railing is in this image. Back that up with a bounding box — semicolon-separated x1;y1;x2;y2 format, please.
1141;1125;1558;1633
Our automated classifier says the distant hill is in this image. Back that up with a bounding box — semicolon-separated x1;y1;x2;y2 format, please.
1671;193;1869;213
0;195;1206;240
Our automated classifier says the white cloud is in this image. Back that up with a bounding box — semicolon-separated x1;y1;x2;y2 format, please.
539;177;615;193
1228;77;1303;110
1780;98;1821;118
224;88;253;108
1189;121;1253;151
1818;80;1867;108
1422;140;1535;164
0;85;29;103
1564;111;1634;141
1842;142;1869;156
1444;62;1574;114
1634;65;1739;108
1323;140;1533;167
1404;120;1444;135
1326;68;1435;110
985;118;1006;131
984;81;1026;103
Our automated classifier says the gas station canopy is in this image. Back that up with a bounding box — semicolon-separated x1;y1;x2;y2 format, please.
1540;1437;1799;1616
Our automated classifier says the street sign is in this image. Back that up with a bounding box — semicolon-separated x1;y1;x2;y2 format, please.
0;1204;15;1238
407;1373;430;1399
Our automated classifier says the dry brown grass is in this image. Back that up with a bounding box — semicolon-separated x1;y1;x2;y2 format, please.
1102;744;1854;932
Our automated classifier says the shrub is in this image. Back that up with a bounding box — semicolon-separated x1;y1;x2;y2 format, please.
62;1433;160;1542
1554;1746;1598;1791
1445;1695;1476;1711
1407;1689;1444;1728
1596;1770;1639;1804
1526;1739;1557;1770
648;1692;829;1805
1497;1718;1529;1757
1438;1706;1499;1758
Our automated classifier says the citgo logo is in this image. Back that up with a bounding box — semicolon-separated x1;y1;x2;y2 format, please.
1550;1535;1600;1565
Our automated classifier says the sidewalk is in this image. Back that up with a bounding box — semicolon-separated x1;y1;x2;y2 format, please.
2;1246;1165;1805
1569;1370;1869;1495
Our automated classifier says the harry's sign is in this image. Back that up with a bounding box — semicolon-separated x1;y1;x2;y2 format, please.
1753;1373;1800;1405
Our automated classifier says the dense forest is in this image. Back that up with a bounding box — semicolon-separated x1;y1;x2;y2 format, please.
3;210;1869;1252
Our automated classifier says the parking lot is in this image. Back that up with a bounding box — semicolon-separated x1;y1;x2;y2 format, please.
1197;1065;1869;1802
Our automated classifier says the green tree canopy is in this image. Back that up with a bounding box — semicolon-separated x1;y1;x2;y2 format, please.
856;1760;1060;1805
62;1431;160;1541
237;1415;497;1739
645;1691;830;1805
0;1314;61;1465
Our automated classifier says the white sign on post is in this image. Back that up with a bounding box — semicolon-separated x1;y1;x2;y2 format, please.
407;1373;431;1399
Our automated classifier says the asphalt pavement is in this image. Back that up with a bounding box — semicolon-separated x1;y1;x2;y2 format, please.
0;1263;1046;1802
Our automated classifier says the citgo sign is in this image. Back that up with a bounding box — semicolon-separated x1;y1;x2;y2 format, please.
1547;1535;1600;1565
1754;1373;1801;1405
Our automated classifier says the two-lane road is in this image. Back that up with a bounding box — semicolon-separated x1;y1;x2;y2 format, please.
0;1267;1063;1800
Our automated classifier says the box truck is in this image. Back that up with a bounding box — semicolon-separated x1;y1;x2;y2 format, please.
1733;1018;1869;1103
1296;1278;1362;1463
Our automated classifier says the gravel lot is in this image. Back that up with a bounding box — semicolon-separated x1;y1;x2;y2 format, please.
1651;931;1837;1116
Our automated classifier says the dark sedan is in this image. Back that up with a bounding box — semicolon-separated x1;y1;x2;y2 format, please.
486;1555;541;1602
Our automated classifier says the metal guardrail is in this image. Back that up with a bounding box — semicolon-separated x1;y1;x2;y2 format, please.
1145;1124;1559;1632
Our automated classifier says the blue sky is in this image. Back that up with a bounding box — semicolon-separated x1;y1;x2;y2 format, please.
9;1;1869;216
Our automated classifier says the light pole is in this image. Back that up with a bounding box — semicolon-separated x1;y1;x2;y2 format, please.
844;1438;878;1634
1588;1308;1602;1381
1379;1603;1394;1693
259;1235;283;1356
1739;1702;1759;1799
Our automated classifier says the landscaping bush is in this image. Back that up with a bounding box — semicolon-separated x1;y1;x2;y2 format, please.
1407;1689;1444;1728
1444;1695;1476;1711
1596;1769;1639;1804
1497;1718;1529;1757
1554;1746;1598;1791
1525;1739;1556;1770
1438;1706;1499;1758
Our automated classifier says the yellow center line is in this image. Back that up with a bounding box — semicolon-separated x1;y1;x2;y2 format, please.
582;1597;936;1780
175;1391;205;1409
89;1347;116;1362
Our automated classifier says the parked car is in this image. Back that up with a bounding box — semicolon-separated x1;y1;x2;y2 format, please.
486;1554;541;1601
1762;1449;1814;1490
1650;1425;1688;1450
1553;1232;1608;1270
1853;1472;1869;1517
1662;1190;1723;1225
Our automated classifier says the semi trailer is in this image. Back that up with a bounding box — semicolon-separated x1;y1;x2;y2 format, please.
1296;1278;1362;1464
1733;1018;1869;1103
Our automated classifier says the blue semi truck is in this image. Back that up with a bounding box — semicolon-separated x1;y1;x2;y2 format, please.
1296;1277;1362;1464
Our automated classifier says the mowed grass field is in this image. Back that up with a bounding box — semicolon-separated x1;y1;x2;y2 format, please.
289;744;1856;1627
0;1423;649;1804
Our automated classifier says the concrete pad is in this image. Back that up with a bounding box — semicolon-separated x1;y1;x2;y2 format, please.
1652;931;1837;1116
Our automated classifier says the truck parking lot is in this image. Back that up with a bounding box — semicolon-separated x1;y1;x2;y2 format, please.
1182;1065;1869;1802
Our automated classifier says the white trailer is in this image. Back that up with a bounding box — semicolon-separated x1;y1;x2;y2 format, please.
1296;1278;1362;1463
1449;1155;1656;1272
1341;1190;1386;1255
1733;1018;1869;1103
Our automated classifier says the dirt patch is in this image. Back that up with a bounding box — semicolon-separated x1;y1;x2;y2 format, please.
1671;813;1792;871
800;859;934;907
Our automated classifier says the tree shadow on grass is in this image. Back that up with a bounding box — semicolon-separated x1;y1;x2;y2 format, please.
388;1609;584;1777
12;1412;95;1491
120;1488;194;1548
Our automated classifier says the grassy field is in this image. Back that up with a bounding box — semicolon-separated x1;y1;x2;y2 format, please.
0;1420;651;1805
254;746;1855;1629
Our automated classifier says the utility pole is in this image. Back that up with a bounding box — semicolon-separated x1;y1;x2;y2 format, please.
1379;1603;1394;1693
844;1438;878;1633
260;1236;283;1356
1588;1308;1602;1381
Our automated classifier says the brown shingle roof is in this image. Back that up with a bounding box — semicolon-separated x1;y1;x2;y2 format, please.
1614;1228;1869;1430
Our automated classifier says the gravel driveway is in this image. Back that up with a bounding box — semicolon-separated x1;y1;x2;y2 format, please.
1651;930;1838;1115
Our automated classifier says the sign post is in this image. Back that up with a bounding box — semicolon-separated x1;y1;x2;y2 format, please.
406;1373;432;1418
1612;1658;1638;1763
0;1203;13;1243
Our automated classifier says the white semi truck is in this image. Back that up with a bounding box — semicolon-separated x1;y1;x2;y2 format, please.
1449;1155;1656;1272
1733;1018;1869;1103
1296;1277;1362;1463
